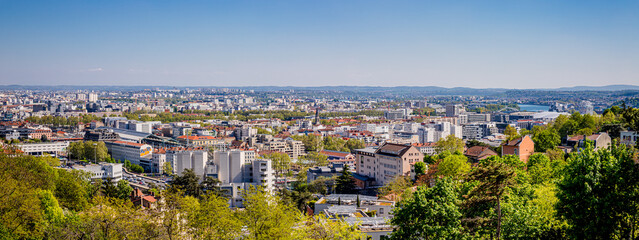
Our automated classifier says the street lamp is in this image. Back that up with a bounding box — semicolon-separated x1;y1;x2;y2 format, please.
93;143;98;163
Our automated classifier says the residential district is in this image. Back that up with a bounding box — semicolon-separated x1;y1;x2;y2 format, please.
1;86;639;239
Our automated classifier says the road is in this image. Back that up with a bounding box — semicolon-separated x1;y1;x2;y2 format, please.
122;169;169;190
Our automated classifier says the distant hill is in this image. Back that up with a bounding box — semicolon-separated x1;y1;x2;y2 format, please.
549;85;639;91
0;84;637;93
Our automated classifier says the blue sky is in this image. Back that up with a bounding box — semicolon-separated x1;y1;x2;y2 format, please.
1;0;638;88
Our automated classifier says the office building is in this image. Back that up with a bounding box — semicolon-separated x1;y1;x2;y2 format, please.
16;141;69;156
105;141;156;172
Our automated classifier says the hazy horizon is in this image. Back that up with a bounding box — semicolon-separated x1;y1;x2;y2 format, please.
1;1;639;88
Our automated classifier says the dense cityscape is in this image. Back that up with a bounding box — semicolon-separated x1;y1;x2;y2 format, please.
3;1;639;239
1;86;639;239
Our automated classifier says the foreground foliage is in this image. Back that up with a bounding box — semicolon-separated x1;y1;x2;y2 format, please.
0;153;362;240
390;142;639;240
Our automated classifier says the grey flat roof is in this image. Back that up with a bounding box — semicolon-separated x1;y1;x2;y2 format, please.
324;194;377;202
344;217;391;226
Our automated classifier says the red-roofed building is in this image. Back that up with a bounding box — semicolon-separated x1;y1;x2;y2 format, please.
465;146;498;162
566;132;611;151
411;142;437;156
502;135;534;162
28;128;52;140
319;150;356;169
130;188;157;209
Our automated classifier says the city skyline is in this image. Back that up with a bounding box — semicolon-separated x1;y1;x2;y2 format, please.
1;1;639;88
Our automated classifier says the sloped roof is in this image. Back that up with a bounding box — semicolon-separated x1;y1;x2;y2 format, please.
177;135;218;140
504;135;531;146
568;134;601;142
375;143;412;157
465;146;497;159
320;150;352;158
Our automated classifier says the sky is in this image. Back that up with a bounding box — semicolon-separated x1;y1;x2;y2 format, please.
1;1;638;88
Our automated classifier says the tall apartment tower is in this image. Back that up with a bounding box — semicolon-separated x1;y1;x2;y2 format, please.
445;104;464;117
88;93;99;102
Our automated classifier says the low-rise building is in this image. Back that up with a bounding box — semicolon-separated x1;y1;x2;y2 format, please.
71;162;123;182
621;131;639;146
28;128;53;140
84;129;120;141
314;194;395;218
177;135;223;147
411;142;437;156
502;135;535;162
465;146;498;162
16;141;69;156
566;132;612;151
130;188;157;209
319;150;356;169
307;165;343;183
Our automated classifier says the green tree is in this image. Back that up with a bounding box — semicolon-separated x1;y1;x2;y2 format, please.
390;178;464;240
556;142;639;239
68;141;85;160
296;215;364;239
171;168;204;198
129;164;144;173
621;106;639;131
200;176;223;196
54;169;91;211
280;188;314;213
116;180;133;200
185;193;242;239
262;151;291;178
378;175;413;197
335;165;356;194
163;162;173;175
532;127;561;152
239;186;302;239
293;134;323;152
435;135;465;154
463;158;517;240
414;161;427;177
526;153;553;185
437;154;471;180
102;177;118;198
504;125;518;140
344;138;365;151
300;151;329;167
68;141;109;162
38;189;64;225
308;176;335;195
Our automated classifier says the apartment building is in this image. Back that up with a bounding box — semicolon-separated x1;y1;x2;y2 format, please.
411;142;437;156
177;135;223;147
354;143;423;186
249;134;305;160
214;150;275;208
417;122;462;143
175;151;207;177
